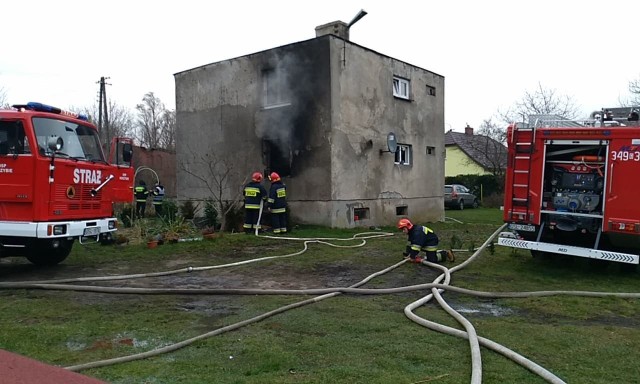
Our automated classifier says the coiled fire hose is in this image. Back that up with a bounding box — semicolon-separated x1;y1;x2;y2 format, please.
2;225;639;382
404;223;565;384
2;281;636;382
2;280;638;381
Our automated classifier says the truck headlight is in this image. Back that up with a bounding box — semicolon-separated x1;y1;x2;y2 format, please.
48;224;67;236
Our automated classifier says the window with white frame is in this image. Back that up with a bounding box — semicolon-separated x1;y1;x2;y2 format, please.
262;69;291;109
393;76;410;100
395;144;412;165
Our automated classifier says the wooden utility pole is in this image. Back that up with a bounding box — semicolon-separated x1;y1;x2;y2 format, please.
97;76;110;155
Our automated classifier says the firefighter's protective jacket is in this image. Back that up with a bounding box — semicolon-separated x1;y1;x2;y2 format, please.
152;185;165;205
134;185;149;202
243;181;267;209
267;180;287;213
405;225;439;257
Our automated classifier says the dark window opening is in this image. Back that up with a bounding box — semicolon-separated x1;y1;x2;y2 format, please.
354;207;370;221
426;85;436;96
426;146;435;155
262;139;291;177
396;206;408;216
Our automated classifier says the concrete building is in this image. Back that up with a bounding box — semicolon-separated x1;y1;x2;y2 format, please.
174;21;445;228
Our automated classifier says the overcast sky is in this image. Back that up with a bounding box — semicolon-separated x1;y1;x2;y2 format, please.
2;0;638;131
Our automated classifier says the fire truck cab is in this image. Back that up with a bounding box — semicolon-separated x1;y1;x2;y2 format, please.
0;102;134;265
499;107;640;265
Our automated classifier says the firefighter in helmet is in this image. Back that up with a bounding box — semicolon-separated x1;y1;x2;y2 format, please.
243;171;267;234
267;171;287;234
152;181;165;217
397;218;455;263
134;180;149;219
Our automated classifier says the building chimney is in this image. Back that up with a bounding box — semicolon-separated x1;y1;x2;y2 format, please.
465;125;474;135
315;21;349;40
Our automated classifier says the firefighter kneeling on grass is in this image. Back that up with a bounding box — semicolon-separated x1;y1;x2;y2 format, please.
243;172;267;234
397;218;455;264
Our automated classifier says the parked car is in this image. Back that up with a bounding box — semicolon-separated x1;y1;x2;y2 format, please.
444;184;479;210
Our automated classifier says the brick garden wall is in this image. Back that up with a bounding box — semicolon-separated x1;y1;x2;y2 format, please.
132;147;176;198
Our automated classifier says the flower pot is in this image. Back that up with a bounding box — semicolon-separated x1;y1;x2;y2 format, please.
203;233;218;240
147;240;159;249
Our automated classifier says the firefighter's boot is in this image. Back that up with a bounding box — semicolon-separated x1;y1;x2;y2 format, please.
446;250;455;262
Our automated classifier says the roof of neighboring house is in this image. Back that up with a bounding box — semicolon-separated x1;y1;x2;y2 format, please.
445;129;507;171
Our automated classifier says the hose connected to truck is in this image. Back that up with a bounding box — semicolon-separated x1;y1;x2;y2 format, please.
2;225;639;382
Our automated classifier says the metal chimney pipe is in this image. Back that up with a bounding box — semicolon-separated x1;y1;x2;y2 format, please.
347;9;367;28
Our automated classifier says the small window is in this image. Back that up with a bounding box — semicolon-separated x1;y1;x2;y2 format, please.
393;76;410;100
395;144;412;165
396;206;408;216
426;146;435;155
426;85;436;96
353;207;370;221
262;68;291;109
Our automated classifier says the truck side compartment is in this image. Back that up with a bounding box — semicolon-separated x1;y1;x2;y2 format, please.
499;110;640;265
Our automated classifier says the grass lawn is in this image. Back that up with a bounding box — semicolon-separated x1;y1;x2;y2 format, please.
1;208;639;383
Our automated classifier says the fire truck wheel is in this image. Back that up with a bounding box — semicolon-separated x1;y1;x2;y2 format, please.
26;240;74;266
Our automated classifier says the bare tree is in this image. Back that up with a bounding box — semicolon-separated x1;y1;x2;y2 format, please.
105;102;136;140
74;101;135;154
476;117;507;144
0;86;9;108
179;150;247;232
498;82;580;124
469;83;580;176
158;109;176;151
627;76;640;106
135;92;166;148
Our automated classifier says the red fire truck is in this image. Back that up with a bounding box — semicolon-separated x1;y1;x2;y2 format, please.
498;108;640;265
0;102;134;265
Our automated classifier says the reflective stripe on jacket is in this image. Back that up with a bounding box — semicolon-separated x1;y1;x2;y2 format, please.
267;181;287;213
405;225;439;257
152;186;165;205
134;186;148;202
244;181;267;210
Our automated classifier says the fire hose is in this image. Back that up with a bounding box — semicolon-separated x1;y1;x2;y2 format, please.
404;223;566;384
0;224;564;382
2;226;639;382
